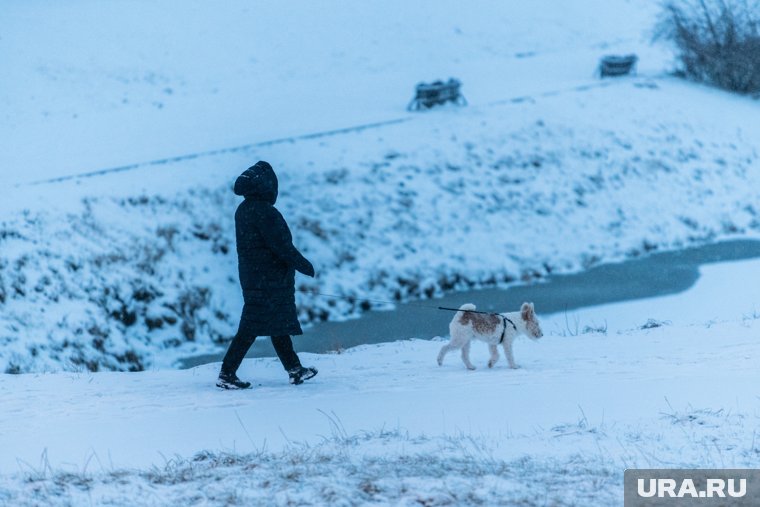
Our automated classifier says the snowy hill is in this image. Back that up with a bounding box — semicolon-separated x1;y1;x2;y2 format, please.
2;76;759;373
2;1;760;374
2;0;662;186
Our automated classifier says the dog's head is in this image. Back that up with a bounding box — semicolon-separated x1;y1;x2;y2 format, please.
520;302;543;339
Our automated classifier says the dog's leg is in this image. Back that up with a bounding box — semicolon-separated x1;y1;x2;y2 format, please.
502;338;519;369
487;344;499;368
437;343;457;366
460;341;476;370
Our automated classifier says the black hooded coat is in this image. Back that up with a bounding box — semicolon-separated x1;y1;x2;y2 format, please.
233;161;314;337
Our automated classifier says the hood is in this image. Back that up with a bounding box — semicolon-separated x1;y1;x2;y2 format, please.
234;161;278;204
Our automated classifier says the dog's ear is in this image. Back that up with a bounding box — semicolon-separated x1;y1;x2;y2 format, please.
521;302;534;321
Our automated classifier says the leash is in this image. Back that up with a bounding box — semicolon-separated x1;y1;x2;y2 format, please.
299;289;517;336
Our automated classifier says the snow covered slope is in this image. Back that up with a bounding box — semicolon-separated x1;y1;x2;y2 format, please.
2;75;759;373
1;1;759;375
1;0;661;186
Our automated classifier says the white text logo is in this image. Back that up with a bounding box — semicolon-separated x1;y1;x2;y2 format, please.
637;478;747;499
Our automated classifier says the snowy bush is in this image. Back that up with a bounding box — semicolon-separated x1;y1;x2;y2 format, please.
656;0;760;93
0;192;240;374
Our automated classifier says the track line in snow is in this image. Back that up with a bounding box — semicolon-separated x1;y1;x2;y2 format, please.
22;118;413;187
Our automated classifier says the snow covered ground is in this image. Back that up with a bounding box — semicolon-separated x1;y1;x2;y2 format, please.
0;258;758;505
2;1;760;503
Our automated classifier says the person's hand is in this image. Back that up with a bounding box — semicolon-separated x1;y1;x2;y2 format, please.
302;259;315;278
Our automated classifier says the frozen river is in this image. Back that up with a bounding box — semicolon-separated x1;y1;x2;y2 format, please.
180;239;760;368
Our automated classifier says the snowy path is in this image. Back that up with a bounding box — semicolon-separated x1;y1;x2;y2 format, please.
2;321;757;475
2;259;758;474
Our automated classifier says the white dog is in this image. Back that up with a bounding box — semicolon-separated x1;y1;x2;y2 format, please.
437;302;542;370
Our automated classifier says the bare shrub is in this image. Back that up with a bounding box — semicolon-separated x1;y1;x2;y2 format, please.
655;0;760;93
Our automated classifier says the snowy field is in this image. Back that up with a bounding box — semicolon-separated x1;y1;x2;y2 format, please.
2;0;760;504
0;258;758;505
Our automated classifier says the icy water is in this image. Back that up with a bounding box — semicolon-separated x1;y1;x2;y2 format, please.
179;239;760;368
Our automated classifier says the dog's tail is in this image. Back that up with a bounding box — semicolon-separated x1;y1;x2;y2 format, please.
455;303;477;319
449;303;478;335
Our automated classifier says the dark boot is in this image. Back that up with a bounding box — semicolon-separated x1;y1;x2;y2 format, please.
218;329;257;389
216;371;252;390
288;366;318;385
271;335;317;385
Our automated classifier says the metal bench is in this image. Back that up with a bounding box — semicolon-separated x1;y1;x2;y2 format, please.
407;78;467;111
598;54;638;77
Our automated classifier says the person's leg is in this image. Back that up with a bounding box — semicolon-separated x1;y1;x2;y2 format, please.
270;335;301;371
217;323;256;389
221;327;257;376
271;335;318;385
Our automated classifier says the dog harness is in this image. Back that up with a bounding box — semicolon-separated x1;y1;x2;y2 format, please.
498;315;518;344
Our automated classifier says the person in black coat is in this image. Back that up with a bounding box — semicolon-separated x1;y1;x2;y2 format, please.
217;160;318;389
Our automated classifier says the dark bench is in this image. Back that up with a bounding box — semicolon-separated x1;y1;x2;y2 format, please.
408;78;467;111
599;54;638;77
